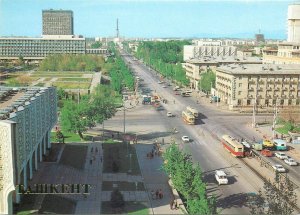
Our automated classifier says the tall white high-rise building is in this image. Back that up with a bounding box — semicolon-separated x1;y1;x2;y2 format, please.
287;3;300;43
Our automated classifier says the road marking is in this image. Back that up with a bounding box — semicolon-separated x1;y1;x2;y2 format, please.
191;140;205;145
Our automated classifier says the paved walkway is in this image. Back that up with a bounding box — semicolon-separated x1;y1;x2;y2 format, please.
135;143;183;214
89;72;101;93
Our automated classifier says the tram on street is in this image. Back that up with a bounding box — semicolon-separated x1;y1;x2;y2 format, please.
273;139;287;151
221;135;245;157
186;106;199;119
182;110;195;125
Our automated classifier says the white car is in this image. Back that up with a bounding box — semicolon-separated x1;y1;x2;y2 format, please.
284;157;298;166
167;112;173;117
215;170;229;185
272;164;286;173
162;85;167;88
275;152;288;160
182;136;190;142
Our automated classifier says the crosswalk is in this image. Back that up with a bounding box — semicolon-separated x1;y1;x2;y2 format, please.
190;140;206;146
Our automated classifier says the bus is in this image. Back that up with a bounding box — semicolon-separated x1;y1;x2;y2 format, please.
273;139;287;151
221;135;244;157
186;106;199;119
182;110;195;125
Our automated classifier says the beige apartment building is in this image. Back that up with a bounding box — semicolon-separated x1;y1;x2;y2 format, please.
263;43;300;64
183;56;262;90
215;64;300;110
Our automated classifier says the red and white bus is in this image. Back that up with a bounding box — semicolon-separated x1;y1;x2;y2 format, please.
221;135;244;157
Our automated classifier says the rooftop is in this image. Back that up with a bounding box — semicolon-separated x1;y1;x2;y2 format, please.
0;87;50;120
186;56;262;64
216;64;300;75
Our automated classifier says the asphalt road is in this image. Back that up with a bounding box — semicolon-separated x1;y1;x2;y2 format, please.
117;51;300;214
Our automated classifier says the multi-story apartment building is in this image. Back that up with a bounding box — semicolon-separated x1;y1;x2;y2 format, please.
0;87;57;214
183;45;237;61
183;56;262;90
263;43;300;64
0;37;86;60
215;64;300;110
42;9;73;36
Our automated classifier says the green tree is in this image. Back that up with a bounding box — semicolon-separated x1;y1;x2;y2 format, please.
248;173;297;215
91;41;102;48
199;70;216;93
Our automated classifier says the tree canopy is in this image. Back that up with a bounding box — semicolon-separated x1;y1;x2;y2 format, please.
163;144;216;214
60;85;119;139
199;70;216;93
39;54;105;71
135;41;191;86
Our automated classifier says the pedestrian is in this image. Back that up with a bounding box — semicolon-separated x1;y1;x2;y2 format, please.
173;200;178;210
151;148;154;154
95;147;98;153
158;189;163;199
93;156;96;161
112;134;114;139
91;147;93;153
151;190;155;200
170;200;174;210
100;156;103;163
155;190;159;199
90;159;92;165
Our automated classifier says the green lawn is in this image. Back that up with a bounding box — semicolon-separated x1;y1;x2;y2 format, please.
57;77;92;82
276;127;290;135
59;144;88;169
39;195;76;214
103;142;141;175
52;81;90;89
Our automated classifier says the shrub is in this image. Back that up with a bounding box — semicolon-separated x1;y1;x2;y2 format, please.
110;189;125;209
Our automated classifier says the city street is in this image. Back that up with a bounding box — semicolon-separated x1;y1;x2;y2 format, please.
112;51;300;214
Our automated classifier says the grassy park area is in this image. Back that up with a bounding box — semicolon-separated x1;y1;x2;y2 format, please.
52;81;91;89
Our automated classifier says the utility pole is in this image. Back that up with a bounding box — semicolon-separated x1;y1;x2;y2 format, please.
252;80;258;128
272;99;278;138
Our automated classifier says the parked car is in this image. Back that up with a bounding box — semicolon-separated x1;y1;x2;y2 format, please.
162;85;167;88
272;164;286;173
275;152;288;160
167;112;174;117
215;170;229;185
174;91;180;95
182;136;190;142
284;157;298;166
261;149;273;157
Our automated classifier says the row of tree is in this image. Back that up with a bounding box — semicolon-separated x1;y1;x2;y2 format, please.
60;85;121;139
39;54;105;71
163;144;216;214
104;55;135;93
135;41;191;86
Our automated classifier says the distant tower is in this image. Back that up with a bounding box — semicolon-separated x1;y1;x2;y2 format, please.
287;2;300;43
255;29;265;44
116;18;119;38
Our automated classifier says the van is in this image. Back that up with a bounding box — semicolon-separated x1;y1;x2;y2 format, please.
215;170;228;185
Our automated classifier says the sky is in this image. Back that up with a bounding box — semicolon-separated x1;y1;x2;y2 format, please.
0;0;294;39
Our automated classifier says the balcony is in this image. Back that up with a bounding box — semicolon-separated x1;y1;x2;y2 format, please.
248;87;254;91
275;80;282;84
266;87;272;91
248;80;256;84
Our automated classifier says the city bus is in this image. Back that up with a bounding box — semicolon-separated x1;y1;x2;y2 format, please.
221;135;244;157
273;139;287;151
182;110;195;125
186;106;199;119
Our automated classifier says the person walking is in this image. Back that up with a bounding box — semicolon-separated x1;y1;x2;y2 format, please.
151;190;155;200
170;200;174;210
155;190;159;199
158;189;163;199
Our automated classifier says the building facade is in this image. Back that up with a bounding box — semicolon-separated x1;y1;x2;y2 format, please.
42;10;73;36
287;3;300;44
263;43;300;64
183;56;262;90
183;45;237;61
0;87;57;214
0;37;86;60
215;64;300;110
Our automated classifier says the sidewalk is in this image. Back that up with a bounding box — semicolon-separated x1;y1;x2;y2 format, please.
135;143;183;214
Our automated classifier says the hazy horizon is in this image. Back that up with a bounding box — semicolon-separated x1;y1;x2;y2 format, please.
0;0;293;40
